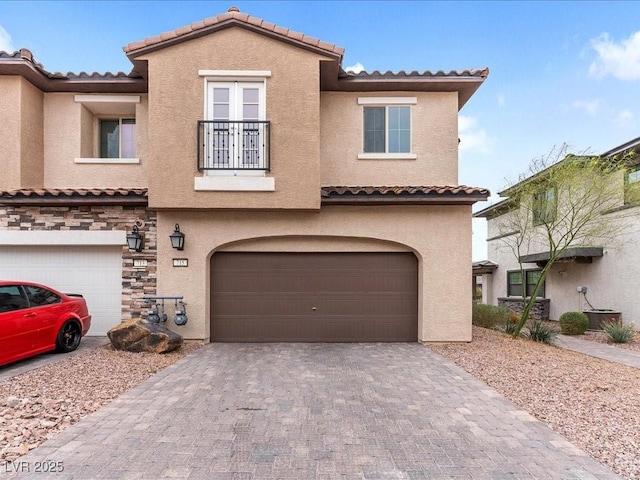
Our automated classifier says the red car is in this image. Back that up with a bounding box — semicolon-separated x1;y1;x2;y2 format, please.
0;280;92;367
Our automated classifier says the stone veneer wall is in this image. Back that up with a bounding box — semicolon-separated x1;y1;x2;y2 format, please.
498;297;551;320
0;205;157;321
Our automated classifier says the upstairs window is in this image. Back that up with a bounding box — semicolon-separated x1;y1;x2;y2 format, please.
532;187;556;225
624;164;640;205
99;118;136;158
74;95;140;164
358;97;417;160
363;106;410;153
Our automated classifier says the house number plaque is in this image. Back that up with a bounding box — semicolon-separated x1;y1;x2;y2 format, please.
172;258;188;267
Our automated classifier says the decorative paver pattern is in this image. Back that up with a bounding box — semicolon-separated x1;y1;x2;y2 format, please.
4;343;620;479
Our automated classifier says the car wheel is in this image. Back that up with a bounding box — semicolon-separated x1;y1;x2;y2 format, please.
56;321;82;353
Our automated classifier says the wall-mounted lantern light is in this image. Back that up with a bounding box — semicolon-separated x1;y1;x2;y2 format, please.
126;224;144;252
170;223;185;250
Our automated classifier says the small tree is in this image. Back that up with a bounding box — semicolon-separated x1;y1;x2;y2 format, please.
494;145;640;337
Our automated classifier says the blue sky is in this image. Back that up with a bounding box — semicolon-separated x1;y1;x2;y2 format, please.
1;1;639;260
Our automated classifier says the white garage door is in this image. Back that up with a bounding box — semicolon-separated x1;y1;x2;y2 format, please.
0;246;122;335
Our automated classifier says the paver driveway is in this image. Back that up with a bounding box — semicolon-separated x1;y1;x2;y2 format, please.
5;343;619;479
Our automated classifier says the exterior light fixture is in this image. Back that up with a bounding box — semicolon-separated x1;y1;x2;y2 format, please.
170;223;185;250
126;224;144;252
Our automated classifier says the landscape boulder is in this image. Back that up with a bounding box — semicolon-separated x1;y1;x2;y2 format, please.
108;319;183;353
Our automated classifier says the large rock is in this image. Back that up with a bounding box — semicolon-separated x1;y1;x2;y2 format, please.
108;319;183;353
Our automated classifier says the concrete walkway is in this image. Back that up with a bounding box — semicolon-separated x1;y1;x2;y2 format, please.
3;343;620;479
555;334;640;369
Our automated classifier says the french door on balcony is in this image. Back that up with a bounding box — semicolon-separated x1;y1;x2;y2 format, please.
205;81;266;171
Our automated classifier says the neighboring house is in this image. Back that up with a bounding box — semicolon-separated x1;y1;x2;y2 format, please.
475;136;640;326
0;7;489;341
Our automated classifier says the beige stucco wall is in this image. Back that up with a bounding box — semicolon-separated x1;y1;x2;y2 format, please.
138;27;332;210
0;77;24;190
320;92;459;186
153;205;473;343
19;78;44;187
43;93;148;188
0;76;45;190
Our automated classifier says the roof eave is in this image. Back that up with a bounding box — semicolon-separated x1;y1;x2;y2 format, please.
323;75;487;109
125;19;343;64
0;58;146;93
321;194;489;206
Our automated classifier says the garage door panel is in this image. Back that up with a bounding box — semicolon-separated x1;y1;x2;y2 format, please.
213;293;318;315
216;272;414;294
211;252;417;342
213;315;416;342
0;246;122;336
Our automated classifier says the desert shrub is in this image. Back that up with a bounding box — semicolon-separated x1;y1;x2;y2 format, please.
500;320;520;336
523;320;557;344
558;312;589;335
602;319;635;343
472;304;511;329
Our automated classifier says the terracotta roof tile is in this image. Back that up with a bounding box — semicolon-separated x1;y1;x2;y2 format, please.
321;186;489;205
341;68;489;79
261;21;277;32
203;16;219;27
0;48;142;82
175;25;194;36
124;7;345;59
0;188;148;205
321;186;489;197
160;31;178;41
247;16;264;27
273;25;290;36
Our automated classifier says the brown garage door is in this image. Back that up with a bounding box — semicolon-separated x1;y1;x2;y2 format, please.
210;252;417;342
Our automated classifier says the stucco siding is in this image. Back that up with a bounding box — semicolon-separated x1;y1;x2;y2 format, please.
139;27;331;210
19;78;44;187
154;205;473;342
43;93;148;189
320;91;459;186
0;77;23;190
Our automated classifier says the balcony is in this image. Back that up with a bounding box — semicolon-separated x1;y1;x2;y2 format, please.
198;120;270;171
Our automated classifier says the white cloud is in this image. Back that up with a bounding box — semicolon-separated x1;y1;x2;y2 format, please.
458;115;494;155
0;26;14;52
614;109;635;127
589;31;640;80
570;99;603;116
345;62;365;74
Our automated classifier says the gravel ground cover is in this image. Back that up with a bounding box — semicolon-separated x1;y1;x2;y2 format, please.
1;330;639;478
430;326;640;480
0;342;201;466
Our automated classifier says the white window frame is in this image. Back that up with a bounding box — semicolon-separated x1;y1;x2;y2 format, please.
98;117;137;159
74;95;140;164
195;70;275;192
358;97;417;160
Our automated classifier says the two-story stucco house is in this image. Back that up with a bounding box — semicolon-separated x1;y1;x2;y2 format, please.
475;136;640;328
0;7;489;342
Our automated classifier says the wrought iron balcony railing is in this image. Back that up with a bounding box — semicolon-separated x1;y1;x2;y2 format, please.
198;120;270;171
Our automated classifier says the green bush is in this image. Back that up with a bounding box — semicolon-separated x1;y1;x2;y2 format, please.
523;320;557;344
602;319;635;343
472;304;511;329
500;320;520;336
558;312;589;335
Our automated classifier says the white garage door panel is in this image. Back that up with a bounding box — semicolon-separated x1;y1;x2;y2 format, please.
0;246;122;335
